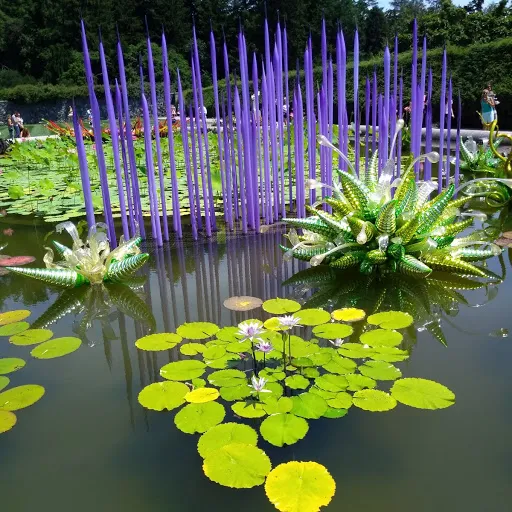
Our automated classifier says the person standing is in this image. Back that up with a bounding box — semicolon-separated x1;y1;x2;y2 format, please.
481;83;497;126
12;112;20;138
7;115;13;140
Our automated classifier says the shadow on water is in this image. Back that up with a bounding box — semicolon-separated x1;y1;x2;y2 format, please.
1;221;512;511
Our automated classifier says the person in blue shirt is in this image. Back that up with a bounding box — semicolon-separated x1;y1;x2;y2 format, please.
481;83;497;126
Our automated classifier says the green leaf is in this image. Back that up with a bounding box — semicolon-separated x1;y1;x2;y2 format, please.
225;340;251;353
191;378;206;388
308;348;333;366
370;346;409;362
219;384;252;401
215;326;244;342
302;367;320;379
326;392;353;409
360;329;403;347
295;308;331;326
315;374;348;392
10;329;53;346
0;322;30;336
291;357;314;368
260;413;309;447
367;311;413;329
197;423;258;458
352;389;397;412
291;392;328;419
207;369;246;387
338;343;376;359
345;373;376;391
185;387;220;403
232;401;267;418
323;407;348;419
203;443;271;488
262;396;293;415
265;461;336;512
31;337;81;359
312;323;353;339
0;310;31;326
0;358;26;375
180;343;206;355
205;353;241;369
0;384;45;411
390;378;455;409
322;354;357;374
262;298;301;314
135;333;182;351
0;410;17;434
285;374;310;390
203;346;226;361
176;321;219;340
331;308;366;322
0;376;9;392
160;360;206;381
359;360;402;380
174;401;226;434
138;381;189;411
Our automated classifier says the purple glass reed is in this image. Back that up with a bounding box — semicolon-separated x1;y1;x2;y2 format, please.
283;26;292;209
272;44;285;219
397;75;403;177
327;58;333;194
365;77;370;170
268;61;279;220
294;83;305;218
336;28;346;169
445;77;453;187
393;35;398;126
411;19;418;164
383;46;390;163
221;97;234;229
454;93;462;192
252;53;263;221
372;69;377;155
305;45;316;202
261;67;273;223
234;86;248;233
424;68;433;180
189;102;205;232
354;30;360;176
438;48;447;192
276;22;286;218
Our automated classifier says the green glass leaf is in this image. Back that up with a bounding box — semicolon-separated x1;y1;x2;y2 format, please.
0;410;17;434
338;343;376;359
208;369;246;387
262;298;301;314
285;374;310;390
0;376;9;392
359;361;402;380
0;358;26;375
367;311;414;329
203;443;271;488
312;323;353;339
323;407;348;419
138;381;189;411
345;374;376;391
315;374;349;392
295;308;331;326
291;392;328;419
174;401;226;434
9;329;53;346
0;322;30;336
160;360;206;381
390;378;455;409
326;391;353;409
31;337;81;359
219;384;252;401
322;354;357;375
203;346;226;361
370;346;409;362
135;333;182;351
176;321;219;340
0;384;45;411
232;401;267;418
352;389;397;412
262;396;293;415
197;423;258;458
180;343;206;355
0;310;31;326
265;461;336;511
359;329;403;347
260;413;309;447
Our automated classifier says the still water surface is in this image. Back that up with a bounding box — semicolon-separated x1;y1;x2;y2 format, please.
1;222;512;512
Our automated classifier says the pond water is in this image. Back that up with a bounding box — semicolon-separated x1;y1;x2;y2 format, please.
1;218;512;511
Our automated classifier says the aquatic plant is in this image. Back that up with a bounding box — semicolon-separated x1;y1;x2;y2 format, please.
5;221;149;287
135;299;456;511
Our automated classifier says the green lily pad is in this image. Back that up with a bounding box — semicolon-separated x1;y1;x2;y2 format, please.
160;360;206;381
197;423;259;458
262;298;301;314
138;381;189;411
260;413;309;447
345;373;376;391
390;378;456;409
352;389;397;412
0;376;9;392
208;369;247;387
315;374;349;392
0;310;31;326
359;329;403;347
135;333;182;351
0;384;45;411
359;360;402;380
323;407;349;419
174;401;226;434
0;410;17;434
31;337;81;359
370;346;409;362
216;326;244;342
180;343;206;355
326;391;353;409
205;353;241;369
262;396;293;415
203;346;226;361
219;384;252;401
291;357;314;368
225;340;251;353
331;308;366;322
322;355;357;375
10;329;53;346
285;374;310;390
338;343;376;359
176;322;219;340
295;308;331;326
309;349;333;366
367;311;413;329
185;387;220;403
0;358;26;375
191;378;206;388
291;392;328;419
302;367;320;379
232;401;267;418
0;322;30;336
312;323;353;339
203;443;271;488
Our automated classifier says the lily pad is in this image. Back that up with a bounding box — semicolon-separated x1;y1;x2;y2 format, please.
291;392;328;419
223;296;263;311
0;358;26;375
180;343;206;355
338;343;375;359
295;308;331;326
203;443;271;488
359;360;402;380
285;374;310;390
219;384;252;401
315;374;348;392
208;369;246;387
345;373;376;391
312;323;353;339
352;389;397;412
326;391;353;409
265;461;336;512
0;384;45;411
322;354;357;374
390;378;455;409
174;401;226;434
138;381;189;411
0;376;9;391
216;326;244;342
197;423;259;458
370;346;409;362
0;310;30;326
232;401;267;418
262;298;301;315
367;311;413;329
176;322;219;340
331;308;366;322
0;410;17;434
0;322;30;336
135;333;182;351
160;360;206;381
185;387;220;403
360;329;403;347
31;337;81;359
205;353;241;369
10;329;53;346
323;407;349;419
262;396;294;415
260;413;309;447
203;346;226;361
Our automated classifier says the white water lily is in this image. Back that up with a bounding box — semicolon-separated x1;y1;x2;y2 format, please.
279;315;302;329
237;321;265;343
249;375;271;393
329;338;344;347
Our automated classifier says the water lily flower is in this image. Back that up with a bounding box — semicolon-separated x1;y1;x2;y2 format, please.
249;375;271;393
255;340;273;353
329;338;344;347
237;321;265;342
279;315;302;329
3;228;14;236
